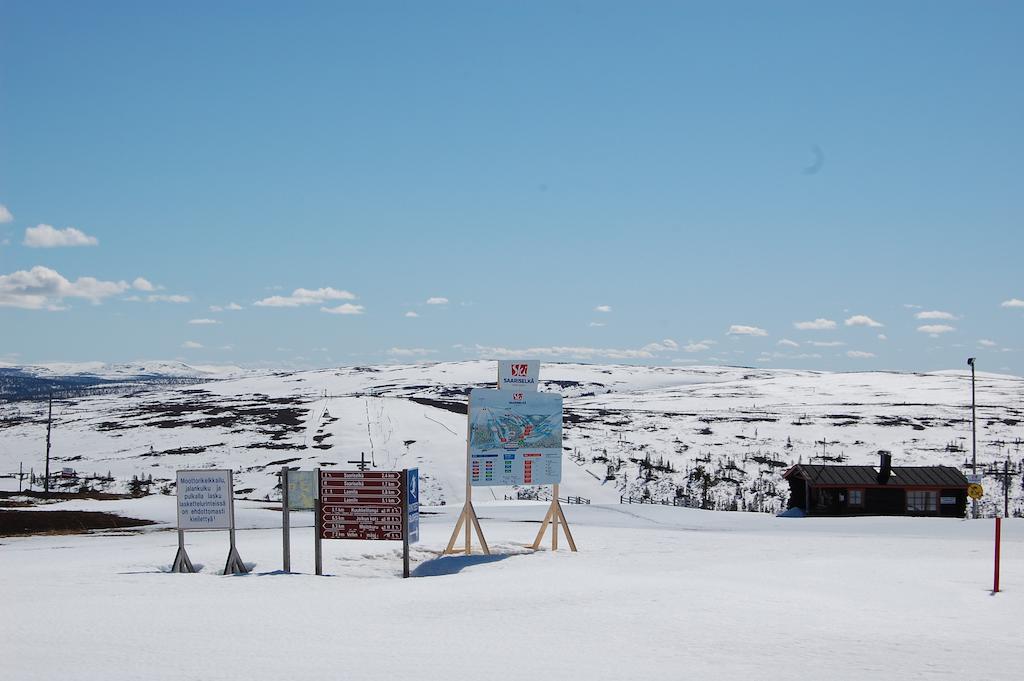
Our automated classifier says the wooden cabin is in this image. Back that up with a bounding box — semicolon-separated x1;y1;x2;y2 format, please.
783;451;968;517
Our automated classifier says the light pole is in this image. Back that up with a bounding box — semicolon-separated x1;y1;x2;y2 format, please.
967;357;977;518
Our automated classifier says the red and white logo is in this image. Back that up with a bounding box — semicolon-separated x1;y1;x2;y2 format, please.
512;392;524;402
511;363;529;377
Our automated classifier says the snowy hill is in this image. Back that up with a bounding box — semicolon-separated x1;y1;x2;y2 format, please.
1;361;1022;514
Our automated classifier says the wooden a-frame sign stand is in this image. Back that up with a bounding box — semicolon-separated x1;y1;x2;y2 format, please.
445;363;579;554
531;483;577;551
445;437;490;555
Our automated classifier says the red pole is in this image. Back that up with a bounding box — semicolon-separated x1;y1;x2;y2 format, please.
993;517;1002;594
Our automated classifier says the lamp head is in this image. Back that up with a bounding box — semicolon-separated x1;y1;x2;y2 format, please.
967;357;976;367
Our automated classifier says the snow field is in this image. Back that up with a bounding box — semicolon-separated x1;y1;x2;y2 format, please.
1;497;1020;681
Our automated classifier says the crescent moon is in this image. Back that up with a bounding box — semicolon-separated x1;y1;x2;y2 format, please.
802;144;824;175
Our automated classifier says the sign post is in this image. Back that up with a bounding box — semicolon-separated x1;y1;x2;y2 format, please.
173;469;248;575
315;468;417;577
281;468;316;573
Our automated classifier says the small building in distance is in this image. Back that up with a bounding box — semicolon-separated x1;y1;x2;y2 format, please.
783;451;969;517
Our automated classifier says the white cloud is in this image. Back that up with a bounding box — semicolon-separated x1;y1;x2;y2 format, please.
777;339;800;348
426;297;449;305
844;315;883;328
132;277;156;292
728;325;768;337
807;340;845;347
684;339;716;352
188;318;220;325
404;311;420;318
588;321;606;327
0;265;129;310
877;334;888;341
321;303;365;315
1001;298;1024;308
210;302;244;312
182;341;203;349
387;347;437;357
847;350;876;359
915;310;957;320
594;305;612;313
917;324;955;337
472;343;661;361
255;287;356;307
148;294;190;304
641;339;679;353
0;204;12;223
903;303;922;309
219;345;233;351
978;339;997;347
23;224;99;248
794;318;836;331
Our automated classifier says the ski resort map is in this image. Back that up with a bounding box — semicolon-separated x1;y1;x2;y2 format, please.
468;388;563;486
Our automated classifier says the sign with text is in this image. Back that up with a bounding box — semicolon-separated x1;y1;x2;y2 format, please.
286;470;316;511
407;468;419;544
498;360;540;391
468;388;562;487
319;470;409;541
176;469;234;530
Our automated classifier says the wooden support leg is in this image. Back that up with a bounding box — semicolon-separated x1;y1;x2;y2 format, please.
444;505;467;554
531;503;555;549
555;501;578;552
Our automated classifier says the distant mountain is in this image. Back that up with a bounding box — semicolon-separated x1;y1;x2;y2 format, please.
0;361;252;400
1;361;1020;515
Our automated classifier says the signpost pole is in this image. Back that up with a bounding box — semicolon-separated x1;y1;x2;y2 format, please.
282;466;291;573
314;468;323;576
171;528;195;573
993;516;1002;593
223;472;249;575
402;468;410;579
552;483;559;551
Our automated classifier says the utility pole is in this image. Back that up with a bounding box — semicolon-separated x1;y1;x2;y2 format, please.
18;462;24;492
44;390;53;495
967;358;977;518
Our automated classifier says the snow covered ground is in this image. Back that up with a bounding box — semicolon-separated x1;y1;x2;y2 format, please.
0;496;1019;681
2;361;1022;513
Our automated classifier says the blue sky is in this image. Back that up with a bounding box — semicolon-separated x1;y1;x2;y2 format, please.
1;1;1022;372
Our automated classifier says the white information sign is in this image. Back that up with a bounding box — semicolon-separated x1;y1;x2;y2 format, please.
287;470;316;511
176;469;234;530
497;360;540;391
468;388;562;486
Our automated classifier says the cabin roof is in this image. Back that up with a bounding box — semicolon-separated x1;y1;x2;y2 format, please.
784;464;968;488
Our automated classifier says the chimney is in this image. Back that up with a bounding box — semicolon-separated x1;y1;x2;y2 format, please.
877;450;892;484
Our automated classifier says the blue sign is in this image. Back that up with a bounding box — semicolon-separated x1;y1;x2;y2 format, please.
406;468;419;544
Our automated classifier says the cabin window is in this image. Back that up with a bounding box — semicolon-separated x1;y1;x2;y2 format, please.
848;489;863;506
906;491;937;513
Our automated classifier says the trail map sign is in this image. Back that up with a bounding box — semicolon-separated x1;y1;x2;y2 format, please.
498;360;540;391
172;469;248;575
286;470;316;511
315;468;417;577
468;388;562;487
446;361;577;556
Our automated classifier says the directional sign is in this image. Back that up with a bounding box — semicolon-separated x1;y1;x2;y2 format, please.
407;468;419;544
318;470;410;541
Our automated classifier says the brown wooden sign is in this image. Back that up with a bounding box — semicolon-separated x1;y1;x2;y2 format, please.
318;470;406;541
